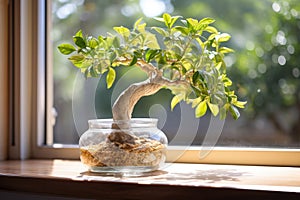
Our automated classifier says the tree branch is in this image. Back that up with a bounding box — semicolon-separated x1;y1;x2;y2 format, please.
112;57;190;121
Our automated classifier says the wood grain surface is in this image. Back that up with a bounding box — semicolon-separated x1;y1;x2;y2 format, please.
0;160;299;199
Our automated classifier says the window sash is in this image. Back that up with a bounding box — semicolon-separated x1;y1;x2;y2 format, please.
9;0;300;166
9;0;46;159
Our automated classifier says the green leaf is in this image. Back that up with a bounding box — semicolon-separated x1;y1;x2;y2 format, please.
96;61;109;74
105;36;117;49
229;105;240;120
73;36;86;48
169;15;181;28
83;66;97;78
157;53;167;65
98;35;105;44
133;50;143;58
145;49;160;62
129;55;138;66
171;95;183;111
192;71;200;85
57;44;76;55
181;62;189;73
208;33;217;41
152;27;168;37
196;38;205;50
195;100;207;118
218;47;234;54
191;85;201;97
204;26;218;34
173;26;189;35
136;22;146;33
222;75;233;87
197;70;205;82
215;62;222;70
199;18;215;25
113;26;130;38
75;30;83;37
163;13;172;28
153;16;164;23
68;54;84;64
109;52;117;62
234;101;247;108
186;18;198;31
133;17;147;33
134;17;143;30
215;33;231;43
88;38;99;48
106;67;116;89
207;102;219;116
112;36;121;48
160;14;181;28
143;32;160;49
90;66;98;77
76;59;92;69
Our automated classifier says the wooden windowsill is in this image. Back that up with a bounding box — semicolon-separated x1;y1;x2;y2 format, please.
0;160;299;199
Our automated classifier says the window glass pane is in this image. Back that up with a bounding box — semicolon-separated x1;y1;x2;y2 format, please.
52;0;300;147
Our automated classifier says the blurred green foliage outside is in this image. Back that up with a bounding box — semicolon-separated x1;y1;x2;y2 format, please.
52;0;300;146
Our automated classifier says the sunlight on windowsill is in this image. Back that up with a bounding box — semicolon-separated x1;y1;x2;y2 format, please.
0;159;299;194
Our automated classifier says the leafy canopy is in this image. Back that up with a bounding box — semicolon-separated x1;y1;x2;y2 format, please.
58;13;246;120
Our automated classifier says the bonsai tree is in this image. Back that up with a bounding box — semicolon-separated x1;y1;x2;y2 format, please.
58;13;246;145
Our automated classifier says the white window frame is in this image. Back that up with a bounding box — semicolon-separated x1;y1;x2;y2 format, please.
9;0;300;166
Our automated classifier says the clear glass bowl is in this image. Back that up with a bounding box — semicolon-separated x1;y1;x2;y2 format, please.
79;118;168;174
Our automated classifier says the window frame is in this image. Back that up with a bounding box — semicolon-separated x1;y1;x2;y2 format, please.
9;0;300;166
0;0;9;161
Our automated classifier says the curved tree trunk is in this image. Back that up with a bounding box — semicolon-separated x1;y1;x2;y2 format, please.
112;79;162;121
108;79;162;145
107;59;189;145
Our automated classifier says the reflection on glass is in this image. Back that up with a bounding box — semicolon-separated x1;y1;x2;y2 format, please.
52;0;300;147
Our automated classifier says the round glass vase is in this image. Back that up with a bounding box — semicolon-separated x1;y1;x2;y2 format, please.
79;118;168;174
